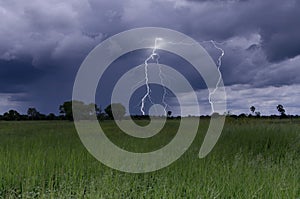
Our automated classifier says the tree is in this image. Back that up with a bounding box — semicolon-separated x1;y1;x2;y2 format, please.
60;100;100;120
59;101;73;120
27;107;40;120
250;106;256;115
96;105;106;120
211;112;221;117
238;113;247;118
277;104;287;118
255;111;261;118
105;103;126;121
89;103;100;116
3;110;21;121
47;113;57;120
167;110;172;118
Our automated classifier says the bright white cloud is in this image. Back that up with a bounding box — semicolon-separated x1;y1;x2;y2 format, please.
0;93;27;114
225;84;300;115
170;84;300;116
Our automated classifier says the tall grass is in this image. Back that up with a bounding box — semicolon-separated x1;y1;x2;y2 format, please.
0;119;299;198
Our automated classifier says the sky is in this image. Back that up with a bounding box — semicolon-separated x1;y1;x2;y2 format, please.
0;0;299;116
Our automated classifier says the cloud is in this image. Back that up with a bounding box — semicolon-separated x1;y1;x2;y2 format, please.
186;0;300;61
225;84;300;115
0;0;299;114
254;55;300;87
170;84;300;116
0;0;104;68
0;93;28;114
202;33;300;88
1;0;300;65
0;59;43;93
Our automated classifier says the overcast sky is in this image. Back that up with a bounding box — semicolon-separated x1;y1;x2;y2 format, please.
0;0;299;115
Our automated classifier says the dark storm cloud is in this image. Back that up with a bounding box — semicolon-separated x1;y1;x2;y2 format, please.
0;59;43;93
163;0;300;63
179;0;300;62
0;0;299;114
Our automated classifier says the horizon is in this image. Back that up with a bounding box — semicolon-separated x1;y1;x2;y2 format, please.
0;100;297;117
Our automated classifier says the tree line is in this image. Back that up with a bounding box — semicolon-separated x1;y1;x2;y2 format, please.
220;104;300;120
0;101;126;121
0;100;298;121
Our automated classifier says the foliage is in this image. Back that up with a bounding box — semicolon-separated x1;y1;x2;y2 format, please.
277;104;287;118
250;106;256;114
59;101;73;120
3;110;21;121
104;103;126;120
27;107;41;120
59;100;100;120
167;110;172;117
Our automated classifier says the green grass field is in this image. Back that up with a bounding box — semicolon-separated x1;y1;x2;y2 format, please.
0;119;299;198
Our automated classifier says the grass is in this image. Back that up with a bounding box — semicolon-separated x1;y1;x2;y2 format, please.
0;119;299;198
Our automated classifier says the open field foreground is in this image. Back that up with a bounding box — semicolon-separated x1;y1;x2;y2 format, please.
0;119;299;198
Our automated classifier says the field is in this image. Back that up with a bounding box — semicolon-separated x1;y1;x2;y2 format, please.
0;119;299;198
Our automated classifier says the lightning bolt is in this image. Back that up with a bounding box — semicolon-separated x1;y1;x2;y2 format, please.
136;38;225;116
140;37;169;116
206;40;225;113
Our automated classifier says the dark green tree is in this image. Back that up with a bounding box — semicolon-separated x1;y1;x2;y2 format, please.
3;110;21;121
255;111;261;118
27;107;40;120
47;113;57;120
59;101;73;120
105;103;126;121
167;110;172;118
238;113;247;118
96;105;106;120
60;100;100;120
250;106;256;115
277;104;287;118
